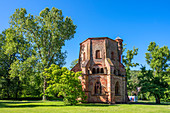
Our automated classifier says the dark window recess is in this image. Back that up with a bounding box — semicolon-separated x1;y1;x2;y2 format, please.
97;68;99;73
111;52;114;60
88;70;90;74
114;70;116;75
115;82;119;96
118;70;121;76
95;81;102;95
101;68;104;73
96;50;100;59
92;68;96;74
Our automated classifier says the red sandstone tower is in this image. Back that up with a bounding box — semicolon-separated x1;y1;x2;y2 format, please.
72;37;127;103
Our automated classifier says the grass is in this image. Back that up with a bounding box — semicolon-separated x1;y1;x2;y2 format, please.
0;100;170;113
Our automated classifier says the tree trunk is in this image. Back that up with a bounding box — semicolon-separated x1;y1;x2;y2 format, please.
15;84;18;100
15;77;20;100
7;78;10;99
155;96;160;104
42;76;46;101
125;80;129;103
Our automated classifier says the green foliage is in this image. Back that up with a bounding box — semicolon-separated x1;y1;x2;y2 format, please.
8;7;76;99
9;7;76;68
45;64;86;105
0;7;76;99
0;28;42;99
122;46;139;80
139;42;170;104
70;59;79;69
138;66;168;103
145;42;170;72
0;29;20;99
128;70;140;96
162;68;170;102
122;45;139;96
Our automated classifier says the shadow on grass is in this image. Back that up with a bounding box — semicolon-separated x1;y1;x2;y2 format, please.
76;103;117;107
0;102;64;108
129;101;170;105
0;101;117;108
2;101;168;108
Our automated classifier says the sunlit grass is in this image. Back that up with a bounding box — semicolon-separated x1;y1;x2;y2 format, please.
0;100;169;113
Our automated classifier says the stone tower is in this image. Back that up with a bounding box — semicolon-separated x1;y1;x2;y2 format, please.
71;37;127;104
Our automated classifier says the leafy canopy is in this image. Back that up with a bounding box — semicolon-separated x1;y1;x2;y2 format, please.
122;46;139;80
0;7;76;99
139;42;170;104
7;7;76;68
45;64;86;105
122;45;139;95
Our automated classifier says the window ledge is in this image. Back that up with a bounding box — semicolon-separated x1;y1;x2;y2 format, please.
96;58;102;59
92;94;106;96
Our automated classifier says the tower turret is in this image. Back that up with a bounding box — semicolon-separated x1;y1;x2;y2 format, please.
115;36;123;62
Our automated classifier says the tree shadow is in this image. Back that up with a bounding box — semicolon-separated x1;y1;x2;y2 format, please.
76;103;118;107
0;101;118;108
0;101;64;108
129;102;170;105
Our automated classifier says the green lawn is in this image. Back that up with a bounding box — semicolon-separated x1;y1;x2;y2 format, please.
0;100;169;113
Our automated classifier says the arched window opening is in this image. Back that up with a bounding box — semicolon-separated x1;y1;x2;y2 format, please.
83;52;85;61
92;68;96;74
111;52;114;60
101;68;104;73
95;81;101;95
115;82;120;96
97;68;99;73
88;70;90;74
96;50;101;59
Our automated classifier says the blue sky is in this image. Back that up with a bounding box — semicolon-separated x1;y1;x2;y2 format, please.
0;0;170;70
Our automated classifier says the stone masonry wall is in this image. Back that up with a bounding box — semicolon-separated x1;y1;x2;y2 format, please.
88;74;107;102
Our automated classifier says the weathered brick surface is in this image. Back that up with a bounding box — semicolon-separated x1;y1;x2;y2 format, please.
72;37;127;103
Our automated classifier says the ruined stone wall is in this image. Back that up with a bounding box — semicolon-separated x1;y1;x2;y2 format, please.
79;40;91;74
80;40;90;65
111;76;126;102
91;39;105;67
88;74;107;102
106;39;118;60
105;39;120;75
77;37;126;103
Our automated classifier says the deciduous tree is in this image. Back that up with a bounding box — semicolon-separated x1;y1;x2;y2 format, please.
4;7;76;100
122;45;139;100
45;64;86;105
139;42;170;104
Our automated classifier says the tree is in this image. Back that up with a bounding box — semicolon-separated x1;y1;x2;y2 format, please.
0;31;9;98
128;70;140;96
4;7;76;100
164;67;170;101
139;42;170;104
122;45;139;99
0;29;22;99
70;59;79;69
45;64;86;105
122;46;139;81
0;28;42;99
